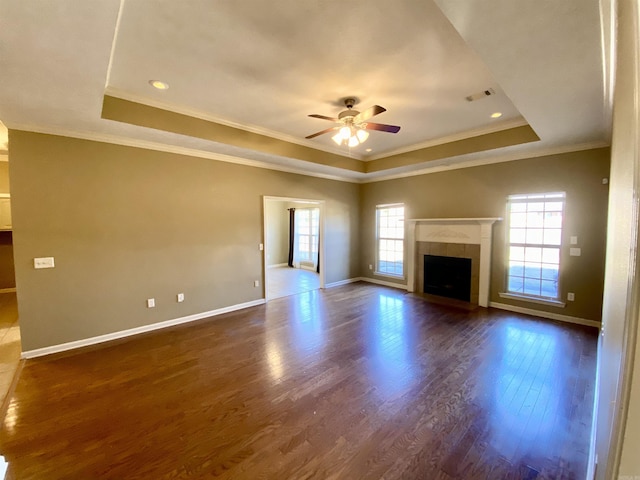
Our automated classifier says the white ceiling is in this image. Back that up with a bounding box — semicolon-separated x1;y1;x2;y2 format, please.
0;0;612;182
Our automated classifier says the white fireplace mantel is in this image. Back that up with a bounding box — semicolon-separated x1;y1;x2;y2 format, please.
406;218;502;307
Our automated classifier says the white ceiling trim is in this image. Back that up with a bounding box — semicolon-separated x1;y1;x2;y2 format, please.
7;123;363;184
362;140;610;184
103;0;125;89
104;87;364;161
105;88;534;165
5;123;609;185
365;117;530;161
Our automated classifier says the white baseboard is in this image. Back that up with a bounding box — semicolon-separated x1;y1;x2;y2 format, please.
0;288;16;294
267;263;288;269
489;301;601;328
325;277;361;288
359;276;409;290
21;298;266;359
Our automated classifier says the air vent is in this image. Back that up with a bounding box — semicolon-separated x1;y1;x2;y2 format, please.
465;88;495;102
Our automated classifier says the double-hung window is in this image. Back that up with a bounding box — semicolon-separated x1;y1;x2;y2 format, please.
376;204;405;277
506;192;565;299
297;208;319;263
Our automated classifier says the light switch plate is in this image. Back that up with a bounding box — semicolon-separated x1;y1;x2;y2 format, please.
177;293;184;303
570;248;581;256
259;243;264;251
147;298;155;308
34;257;55;269
570;236;578;245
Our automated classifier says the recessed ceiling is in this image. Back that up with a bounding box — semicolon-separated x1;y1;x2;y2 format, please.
0;0;611;182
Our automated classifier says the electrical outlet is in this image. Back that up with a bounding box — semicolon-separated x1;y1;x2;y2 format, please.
254;280;260;287
567;292;575;301
147;298;155;308
369;264;373;270
177;293;184;303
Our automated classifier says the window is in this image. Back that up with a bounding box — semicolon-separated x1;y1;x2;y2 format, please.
376;204;405;277
296;208;319;263
506;192;565;299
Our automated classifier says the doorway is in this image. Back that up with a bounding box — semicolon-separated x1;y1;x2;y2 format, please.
263;196;325;300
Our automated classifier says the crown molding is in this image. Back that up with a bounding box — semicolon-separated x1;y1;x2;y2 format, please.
8;124;363;184
362;141;610;183
365;117;530;161
6;124;610;186
104;87;365;161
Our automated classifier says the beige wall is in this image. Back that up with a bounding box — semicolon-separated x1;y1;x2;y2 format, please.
264;200;289;267
360;148;610;321
0;161;15;289
0;161;9;193
9;131;360;351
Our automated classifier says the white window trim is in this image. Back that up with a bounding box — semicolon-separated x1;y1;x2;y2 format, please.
503;192;565;303
498;292;566;308
375;203;406;279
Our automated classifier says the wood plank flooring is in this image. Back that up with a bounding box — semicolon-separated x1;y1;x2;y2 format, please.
0;293;20;409
0;283;597;479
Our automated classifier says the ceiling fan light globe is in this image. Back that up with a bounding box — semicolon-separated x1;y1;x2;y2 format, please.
339;126;351;140
331;133;343;145
348;135;360;147
356;129;369;143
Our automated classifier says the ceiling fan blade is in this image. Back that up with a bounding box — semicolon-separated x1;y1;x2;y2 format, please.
308;114;339;122
362;122;401;133
354;105;386;123
305;126;339;139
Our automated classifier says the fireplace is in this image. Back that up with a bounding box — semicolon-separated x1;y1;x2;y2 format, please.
424;254;472;302
406;218;501;307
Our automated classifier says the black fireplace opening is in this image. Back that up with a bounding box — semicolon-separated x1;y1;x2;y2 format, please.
423;255;472;302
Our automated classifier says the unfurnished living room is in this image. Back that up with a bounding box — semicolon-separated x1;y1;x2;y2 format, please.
0;1;639;479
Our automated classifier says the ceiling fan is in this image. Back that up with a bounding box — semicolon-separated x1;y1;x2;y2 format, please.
305;98;401;147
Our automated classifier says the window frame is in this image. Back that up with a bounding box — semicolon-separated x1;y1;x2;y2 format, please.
503;192;566;304
296;208;319;263
375;203;405;279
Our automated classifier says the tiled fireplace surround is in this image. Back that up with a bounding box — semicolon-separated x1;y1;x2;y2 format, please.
406;218;501;307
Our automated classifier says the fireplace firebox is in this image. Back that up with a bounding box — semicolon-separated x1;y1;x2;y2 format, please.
423;255;472;302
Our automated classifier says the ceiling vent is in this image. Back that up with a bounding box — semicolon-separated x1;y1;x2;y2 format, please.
465;88;495;102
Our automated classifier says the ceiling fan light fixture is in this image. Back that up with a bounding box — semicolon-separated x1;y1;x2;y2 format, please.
338;126;351;140
331;133;343;145
356;129;369;143
348;135;360;147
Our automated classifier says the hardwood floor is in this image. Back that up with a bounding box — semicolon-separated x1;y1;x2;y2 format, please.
0;283;597;479
267;265;320;299
0;293;20;409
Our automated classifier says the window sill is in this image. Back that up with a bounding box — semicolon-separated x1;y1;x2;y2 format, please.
498;292;566;308
374;272;405;280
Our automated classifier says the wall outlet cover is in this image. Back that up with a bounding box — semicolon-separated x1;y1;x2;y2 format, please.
34;257;55;269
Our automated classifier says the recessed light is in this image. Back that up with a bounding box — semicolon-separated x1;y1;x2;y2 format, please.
490;112;502;118
366;148;372;152
149;80;169;90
